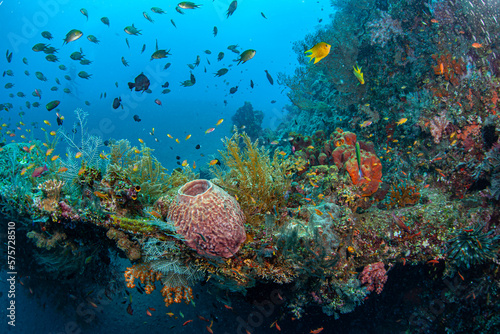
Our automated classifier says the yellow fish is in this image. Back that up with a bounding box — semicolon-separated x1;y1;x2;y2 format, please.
209;159;219;166
181;159;188;167
133;164;138;171
175;138;180;143
75;152;82;158
45;148;54;156
216;118;224;126
134;149;140;154
353;64;365;84
138;138;144;143
50;131;56;136
99;152;108;160
51;155;59;161
185;134;191;140
305;42;331;64
167;134;173;139
44;120;51;126
396;118;408;126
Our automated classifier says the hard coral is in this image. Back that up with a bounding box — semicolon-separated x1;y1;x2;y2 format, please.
167;179;246;258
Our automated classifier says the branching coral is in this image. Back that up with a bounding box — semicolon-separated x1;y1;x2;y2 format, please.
211;129;292;226
106;227;141;261
27;231;67;250
385;182;420;209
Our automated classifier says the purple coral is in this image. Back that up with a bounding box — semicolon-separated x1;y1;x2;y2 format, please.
58;201;81;221
167;179;246;258
359;262;388;294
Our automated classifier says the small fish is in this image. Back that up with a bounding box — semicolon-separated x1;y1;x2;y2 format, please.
310;328;324;334
138;138;144;143
314;208;323;216
205;127;215;134
75;152;82;158
175;138;180;143
146;309;152;316
209;159;219;166
224;304;233;310
472;43;483;48
216;118;224;126
155;99;162;106
182;160;188;167
359;120;372;128
396;118;407;125
85;256;92;264
353;64;365;84
45;148;54;156
58;167;68;173
305;42;331;64
167;134;173;139
183;320;193;326
185;134;191;140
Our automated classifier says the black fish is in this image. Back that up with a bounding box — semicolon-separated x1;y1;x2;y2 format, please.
6;50;13;63
162;81;169;88
226;1;237;18
164;63;171;70
250;80;254;88
271;100;276;104
133;115;141;122
126;303;133;315
261;12;267;19
141;44;146;54
213;26;218;37
195;144;201;149
177;161;181;165
295;120;298;125
224;100;228;106
171;19;176;28
265;70;274;85
229;86;238;94
176;156;180;160
128;73;150;92
112;97;121;109
104;140;110;146
190;73;196;84
56;115;63;126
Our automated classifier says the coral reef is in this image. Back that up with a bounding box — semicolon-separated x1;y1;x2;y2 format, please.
167;179;246;258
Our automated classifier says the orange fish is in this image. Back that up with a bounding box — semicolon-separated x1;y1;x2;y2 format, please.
149;211;162;219
58;167;68;173
146;309;152;316
310;328;324;334
430;19;438;23
209;159;219;166
183;320;193;326
314;208;323;216
276;322;281;331
185;134;191;140
472;43;483;48
224;304;233;310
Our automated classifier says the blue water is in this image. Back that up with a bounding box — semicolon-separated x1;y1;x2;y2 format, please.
1;0;332;170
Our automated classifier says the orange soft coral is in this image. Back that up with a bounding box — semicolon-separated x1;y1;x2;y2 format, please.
124;264;162;293
160;285;193;307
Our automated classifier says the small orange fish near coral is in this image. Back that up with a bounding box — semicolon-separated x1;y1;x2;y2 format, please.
472;43;483;48
310;327;324;334
430;19;438;23
224;304;233;310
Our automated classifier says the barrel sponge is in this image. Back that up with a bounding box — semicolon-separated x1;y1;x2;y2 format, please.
167;179;246;258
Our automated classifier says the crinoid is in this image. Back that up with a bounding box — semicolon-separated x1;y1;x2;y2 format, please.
447;224;500;269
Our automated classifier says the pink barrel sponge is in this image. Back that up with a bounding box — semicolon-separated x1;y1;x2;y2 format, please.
167;179;246;258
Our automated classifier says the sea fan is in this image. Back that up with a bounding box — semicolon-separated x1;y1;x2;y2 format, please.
446;224;500;269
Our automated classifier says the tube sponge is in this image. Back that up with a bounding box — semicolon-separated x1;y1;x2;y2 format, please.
167;179;246;258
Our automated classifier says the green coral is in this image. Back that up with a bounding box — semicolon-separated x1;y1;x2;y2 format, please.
211;129;292;226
